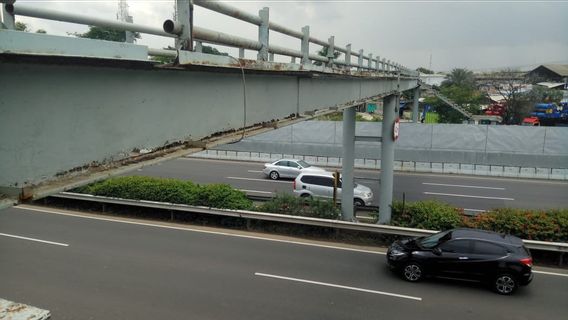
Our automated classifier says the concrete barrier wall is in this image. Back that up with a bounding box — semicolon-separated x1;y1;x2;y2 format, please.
201;122;568;180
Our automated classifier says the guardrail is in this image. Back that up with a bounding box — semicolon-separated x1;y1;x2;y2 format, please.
1;0;418;77
51;192;568;253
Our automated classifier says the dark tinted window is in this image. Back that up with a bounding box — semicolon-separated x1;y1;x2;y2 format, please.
275;161;287;167
439;240;473;254
288;161;300;168
313;177;333;187
473;241;508;256
301;175;317;184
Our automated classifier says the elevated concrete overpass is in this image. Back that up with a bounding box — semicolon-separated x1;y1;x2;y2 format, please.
0;0;420;221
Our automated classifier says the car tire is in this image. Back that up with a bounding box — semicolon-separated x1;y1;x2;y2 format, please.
269;171;280;180
494;274;518;295
402;262;424;282
354;198;365;207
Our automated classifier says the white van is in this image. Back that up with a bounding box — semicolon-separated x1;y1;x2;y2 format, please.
293;172;373;207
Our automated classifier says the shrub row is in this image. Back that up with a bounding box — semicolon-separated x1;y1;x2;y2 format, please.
73;176;253;210
73;177;567;242
390;200;568;242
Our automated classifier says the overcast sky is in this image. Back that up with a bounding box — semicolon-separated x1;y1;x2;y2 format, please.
10;0;568;71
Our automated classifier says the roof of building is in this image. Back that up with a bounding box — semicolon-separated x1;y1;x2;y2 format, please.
536;82;565;89
532;64;568;77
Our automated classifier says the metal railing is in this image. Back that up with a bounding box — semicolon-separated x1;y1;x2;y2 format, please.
1;0;419;77
52;192;568;253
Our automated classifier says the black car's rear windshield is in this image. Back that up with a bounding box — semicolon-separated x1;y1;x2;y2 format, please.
418;230;452;248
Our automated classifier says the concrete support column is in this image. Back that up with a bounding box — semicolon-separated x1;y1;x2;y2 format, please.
345;44;351;70
239;48;245;59
301;26;310;66
378;95;398;224
195;41;203;53
124;15;135;43
357;49;364;70
341;107;356;221
1;3;15;29
368;53;373;69
175;0;192;50
269;52;274;62
412;86;420;123
327;36;335;67
257;7;269;61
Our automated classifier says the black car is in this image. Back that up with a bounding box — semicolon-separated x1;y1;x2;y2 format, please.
386;228;533;295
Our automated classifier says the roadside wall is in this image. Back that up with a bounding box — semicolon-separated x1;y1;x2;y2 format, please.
193;122;568;180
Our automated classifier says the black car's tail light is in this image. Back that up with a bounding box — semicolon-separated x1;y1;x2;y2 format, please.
520;257;533;268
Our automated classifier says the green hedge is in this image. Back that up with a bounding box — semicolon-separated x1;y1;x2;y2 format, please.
73;176;568;242
389;200;568;242
391;200;464;230
257;194;340;220
74;176;252;210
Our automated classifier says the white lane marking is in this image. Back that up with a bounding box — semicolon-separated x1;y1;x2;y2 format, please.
248;170;263;173
227;176;292;184
533;270;568;277
255;272;422;301
424;192;514;201
0;232;69;247
463;208;486;213
423;182;505;190
239;189;273;195
15;206;384;255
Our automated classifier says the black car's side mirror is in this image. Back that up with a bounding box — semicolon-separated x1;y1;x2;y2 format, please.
432;247;442;256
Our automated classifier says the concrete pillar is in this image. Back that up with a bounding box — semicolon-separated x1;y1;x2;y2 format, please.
301;26;310;66
368;53;373;69
269;52;274;62
357;49;363;70
195;41;203;53
239;48;245;59
412;86;420;123
175;0;192;50
257;7;269;61
1;3;15;29
327;36;335;67
341;107;356;221
124;16;135;43
378;95;398;224
345;44;351;70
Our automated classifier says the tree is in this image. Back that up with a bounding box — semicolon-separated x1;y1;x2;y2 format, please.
416;67;434;74
202;45;228;56
313;47;341;66
424;85;484;123
72;26;140;42
487;69;528;124
15;21;30;32
442;68;476;89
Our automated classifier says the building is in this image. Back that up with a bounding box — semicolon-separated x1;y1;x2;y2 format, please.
528;64;568;84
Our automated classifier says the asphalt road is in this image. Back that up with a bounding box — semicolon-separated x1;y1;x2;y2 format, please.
1;206;567;320
130;157;568;213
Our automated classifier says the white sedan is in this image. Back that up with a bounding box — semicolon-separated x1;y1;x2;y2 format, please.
262;159;326;180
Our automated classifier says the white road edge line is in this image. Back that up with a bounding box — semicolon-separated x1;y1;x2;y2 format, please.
227;176;292;183
533;270;568;277
424;192;514;201
0;232;69;247
255;272;422;301
463;208;486;212
423;182;505;190
239;189;273;194
14;206;383;255
248;170;263;173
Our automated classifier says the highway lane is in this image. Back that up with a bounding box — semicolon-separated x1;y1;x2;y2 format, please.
1;206;567;320
130;157;568;213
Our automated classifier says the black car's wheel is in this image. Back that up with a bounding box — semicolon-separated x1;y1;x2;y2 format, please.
494;274;518;295
402;262;424;282
354;198;365;207
269;171;280;180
